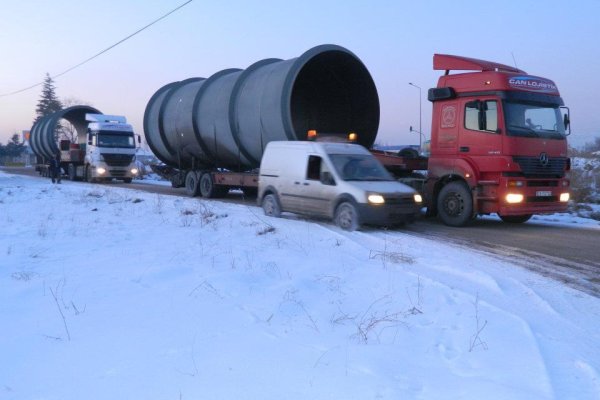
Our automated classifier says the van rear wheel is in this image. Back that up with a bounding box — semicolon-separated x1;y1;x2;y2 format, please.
262;194;281;218
335;202;359;231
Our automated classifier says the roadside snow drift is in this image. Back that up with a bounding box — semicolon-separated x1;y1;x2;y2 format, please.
1;171;599;400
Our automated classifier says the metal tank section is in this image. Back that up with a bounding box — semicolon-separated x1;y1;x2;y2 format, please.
30;105;101;159
144;44;380;171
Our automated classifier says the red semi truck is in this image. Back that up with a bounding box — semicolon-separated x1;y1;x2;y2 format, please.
147;47;571;228
374;54;571;226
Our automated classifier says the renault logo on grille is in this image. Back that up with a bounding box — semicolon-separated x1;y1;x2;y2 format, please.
539;152;549;166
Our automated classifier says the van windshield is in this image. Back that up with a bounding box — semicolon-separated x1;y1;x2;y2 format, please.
329;154;394;181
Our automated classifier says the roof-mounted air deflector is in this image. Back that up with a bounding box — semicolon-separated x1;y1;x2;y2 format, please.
433;54;525;75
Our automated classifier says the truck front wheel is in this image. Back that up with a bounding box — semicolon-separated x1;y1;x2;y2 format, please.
85;166;95;183
499;214;532;224
437;181;473;227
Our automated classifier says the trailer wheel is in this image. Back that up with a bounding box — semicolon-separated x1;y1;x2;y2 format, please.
499;214;532;224
199;173;217;198
184;171;199;197
437;181;473;227
262;194;281;218
335;202;359;231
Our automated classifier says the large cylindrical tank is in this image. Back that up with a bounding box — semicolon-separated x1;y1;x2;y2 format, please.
30;105;101;159
144;44;380;170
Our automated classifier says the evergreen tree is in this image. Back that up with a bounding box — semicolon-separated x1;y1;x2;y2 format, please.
33;73;63;125
4;134;26;158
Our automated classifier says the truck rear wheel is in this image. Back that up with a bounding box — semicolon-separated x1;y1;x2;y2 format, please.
335;202;359;231
499;214;532;224
437;181;473;227
185;171;199;197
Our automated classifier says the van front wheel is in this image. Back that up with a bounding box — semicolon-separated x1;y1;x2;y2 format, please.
335;202;359;231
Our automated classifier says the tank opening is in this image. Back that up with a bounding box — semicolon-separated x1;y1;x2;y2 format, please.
290;50;380;148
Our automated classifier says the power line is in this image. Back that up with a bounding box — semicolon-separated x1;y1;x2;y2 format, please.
0;0;193;98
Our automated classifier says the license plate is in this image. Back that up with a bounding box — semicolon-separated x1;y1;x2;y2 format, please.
536;191;552;197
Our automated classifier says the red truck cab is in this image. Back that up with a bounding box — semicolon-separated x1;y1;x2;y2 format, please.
425;54;571;226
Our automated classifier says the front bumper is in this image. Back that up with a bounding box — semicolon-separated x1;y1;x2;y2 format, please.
357;201;421;226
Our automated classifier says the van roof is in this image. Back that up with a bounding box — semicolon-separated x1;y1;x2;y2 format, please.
266;141;369;155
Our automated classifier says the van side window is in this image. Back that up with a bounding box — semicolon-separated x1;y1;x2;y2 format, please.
307;155;321;180
465;100;498;133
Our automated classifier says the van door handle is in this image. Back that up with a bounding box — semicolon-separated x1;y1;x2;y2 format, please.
303;182;309;186
460;146;470;152
294;181;300;185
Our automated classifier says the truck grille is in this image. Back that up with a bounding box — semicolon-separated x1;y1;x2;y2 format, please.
109;170;127;177
513;156;566;178
102;153;134;167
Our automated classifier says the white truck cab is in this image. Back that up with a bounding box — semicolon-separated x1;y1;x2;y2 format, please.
83;114;139;183
258;141;422;231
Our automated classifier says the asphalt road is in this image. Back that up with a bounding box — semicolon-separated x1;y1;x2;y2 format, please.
4;166;599;296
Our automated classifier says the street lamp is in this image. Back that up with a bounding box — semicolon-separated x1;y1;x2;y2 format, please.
408;82;422;149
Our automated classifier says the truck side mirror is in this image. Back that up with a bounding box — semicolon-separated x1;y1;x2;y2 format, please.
560;106;571;136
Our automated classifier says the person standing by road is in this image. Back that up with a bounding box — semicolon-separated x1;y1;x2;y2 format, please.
50;151;61;184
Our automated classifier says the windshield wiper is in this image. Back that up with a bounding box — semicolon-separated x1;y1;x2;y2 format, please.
508;125;538;137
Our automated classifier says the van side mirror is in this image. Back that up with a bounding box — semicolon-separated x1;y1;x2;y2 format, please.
88;133;93;145
137;135;141;144
320;171;335;186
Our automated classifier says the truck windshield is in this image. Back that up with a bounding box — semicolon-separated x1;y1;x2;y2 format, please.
329;154;394;181
97;131;136;148
503;101;565;139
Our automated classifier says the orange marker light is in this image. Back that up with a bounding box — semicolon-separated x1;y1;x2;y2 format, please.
307;130;317;140
348;132;358;142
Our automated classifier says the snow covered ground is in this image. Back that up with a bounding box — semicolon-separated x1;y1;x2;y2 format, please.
1;170;599;400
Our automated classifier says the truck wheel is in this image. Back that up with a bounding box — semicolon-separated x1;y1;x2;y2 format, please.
437;181;473;227
335;202;359;231
262;194;281;217
85;166;95;183
184;171;199;197
68;164;76;181
499;214;532;224
199;173;217;198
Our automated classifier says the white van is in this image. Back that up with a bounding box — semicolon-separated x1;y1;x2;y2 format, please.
257;141;422;231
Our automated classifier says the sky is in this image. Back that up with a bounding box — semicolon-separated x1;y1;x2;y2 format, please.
1;0;600;148
1;170;599;399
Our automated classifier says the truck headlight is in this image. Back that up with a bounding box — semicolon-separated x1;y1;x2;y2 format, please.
414;193;423;203
131;168;139;175
96;167;106;175
506;193;524;204
367;194;385;205
559;193;570;202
